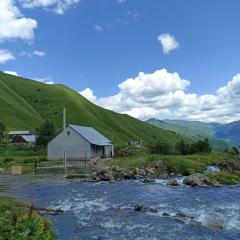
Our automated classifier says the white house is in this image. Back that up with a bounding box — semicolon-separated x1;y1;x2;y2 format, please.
48;124;114;160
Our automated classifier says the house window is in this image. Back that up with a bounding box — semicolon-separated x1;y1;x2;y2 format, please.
67;131;70;136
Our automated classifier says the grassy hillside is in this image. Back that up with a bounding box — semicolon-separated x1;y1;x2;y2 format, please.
0;72;188;147
147;118;230;150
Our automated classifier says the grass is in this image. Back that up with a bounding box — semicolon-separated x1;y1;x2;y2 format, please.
107;151;230;172
0;72;190;147
0;196;55;239
208;172;240;185
0;146;63;174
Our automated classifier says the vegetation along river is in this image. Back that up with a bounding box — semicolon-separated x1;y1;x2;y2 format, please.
0;176;240;240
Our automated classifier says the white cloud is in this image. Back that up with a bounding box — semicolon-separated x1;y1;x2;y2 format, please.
0;0;37;41
94;24;103;33
116;0;126;3
33;51;46;57
20;0;80;14
79;69;240;123
3;70;18;76
34;77;54;84
0;49;15;63
79;88;97;103
157;33;180;54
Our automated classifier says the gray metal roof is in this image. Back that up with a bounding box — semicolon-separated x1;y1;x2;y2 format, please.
21;135;36;143
9;131;31;135
69;125;112;145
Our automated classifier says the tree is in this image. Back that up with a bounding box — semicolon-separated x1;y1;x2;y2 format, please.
149;141;172;154
176;140;189;155
0;122;6;139
36;120;56;146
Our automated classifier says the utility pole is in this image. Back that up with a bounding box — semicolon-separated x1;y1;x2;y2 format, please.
63;107;67;173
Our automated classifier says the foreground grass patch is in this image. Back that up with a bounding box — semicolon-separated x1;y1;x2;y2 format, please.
0;196;55;240
208;172;240;185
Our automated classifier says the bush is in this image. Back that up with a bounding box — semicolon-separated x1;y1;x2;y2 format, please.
0;197;56;240
176;138;212;155
148;141;173;155
3;157;14;164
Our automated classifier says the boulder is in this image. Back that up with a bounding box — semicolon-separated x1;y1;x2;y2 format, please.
88;159;106;172
175;211;187;218
183;173;212;186
134;204;144;211
162;212;170;217
207;221;224;230
134;168;146;177
143;177;155;183
134;204;157;213
167;179;179;186
97;169;114;181
154;161;167;172
0;168;5;175
112;167;136;180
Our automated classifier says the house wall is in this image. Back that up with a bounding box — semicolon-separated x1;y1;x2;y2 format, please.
48;126;92;160
104;145;114;158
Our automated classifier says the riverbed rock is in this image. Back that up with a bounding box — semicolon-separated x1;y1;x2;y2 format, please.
112;167;136;180
175;211;187;218
154;161;167;172
134;168;146;177
134;204;157;213
162;212;170;217
134;204;144;211
207;221;224;230
183;173;212;186
167;179;179;186
143;177;155;183
97;169;114;181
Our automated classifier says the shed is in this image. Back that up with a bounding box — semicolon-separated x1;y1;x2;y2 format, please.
47;124;114;160
8;130;31;137
11;135;36;145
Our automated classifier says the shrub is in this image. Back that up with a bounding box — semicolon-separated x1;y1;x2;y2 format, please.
3;157;14;164
148;141;173;155
0;197;56;240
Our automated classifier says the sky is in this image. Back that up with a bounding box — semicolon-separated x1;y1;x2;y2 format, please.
1;0;240;123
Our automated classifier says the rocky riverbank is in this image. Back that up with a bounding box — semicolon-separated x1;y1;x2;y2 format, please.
66;160;226;187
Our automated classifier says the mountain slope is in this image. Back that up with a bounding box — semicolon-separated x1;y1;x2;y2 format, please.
147;118;230;149
0;72;189;147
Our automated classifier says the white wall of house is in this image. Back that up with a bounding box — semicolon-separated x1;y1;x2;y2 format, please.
48;126;91;160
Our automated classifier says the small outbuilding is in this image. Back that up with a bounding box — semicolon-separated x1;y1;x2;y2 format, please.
11;135;36;145
48;124;114;161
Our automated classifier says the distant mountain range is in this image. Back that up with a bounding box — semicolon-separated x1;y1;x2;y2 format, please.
0;72;189;147
147;118;240;149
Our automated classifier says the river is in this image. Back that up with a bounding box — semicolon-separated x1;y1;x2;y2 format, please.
0;176;240;240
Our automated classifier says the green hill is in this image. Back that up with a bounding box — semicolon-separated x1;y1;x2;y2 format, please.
146;118;230;150
0;72;188;147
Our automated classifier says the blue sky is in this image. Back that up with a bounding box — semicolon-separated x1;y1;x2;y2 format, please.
1;0;240;122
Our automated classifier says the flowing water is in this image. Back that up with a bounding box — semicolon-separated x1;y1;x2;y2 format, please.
1;176;240;240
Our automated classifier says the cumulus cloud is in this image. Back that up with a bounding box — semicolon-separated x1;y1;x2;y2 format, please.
79;69;240;123
20;0;80;14
34;77;54;84
94;24;103;33
79;88;97;103
0;49;15;63
157;33;180;54
3;70;18;76
33;51;46;57
0;0;37;41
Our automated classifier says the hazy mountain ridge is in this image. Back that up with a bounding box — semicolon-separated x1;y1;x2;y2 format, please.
146;118;240;149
